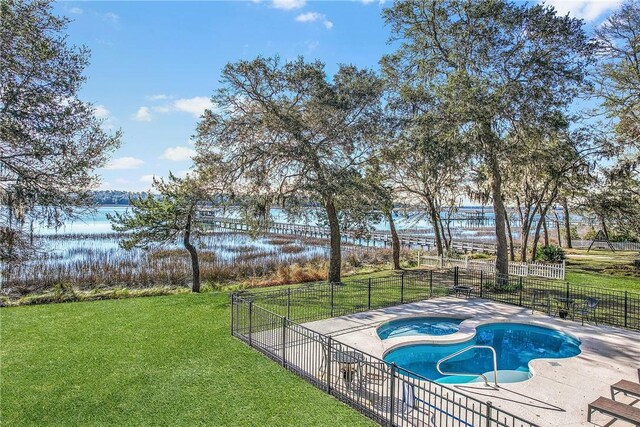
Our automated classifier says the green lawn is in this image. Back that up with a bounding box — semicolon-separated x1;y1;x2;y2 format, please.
565;249;640;293
0;293;375;427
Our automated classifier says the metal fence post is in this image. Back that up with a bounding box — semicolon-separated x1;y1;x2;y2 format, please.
330;282;335;318
454;266;459;287
287;288;291;320
518;277;523;306
230;293;235;336
281;317;287;367
401;272;405;304
429;270;433;298
326;337;333;394
480;270;484;298
368;278;372;310
389;363;397;427
486;401;493;427
248;300;253;347
565;281;570;301
624;291;628;328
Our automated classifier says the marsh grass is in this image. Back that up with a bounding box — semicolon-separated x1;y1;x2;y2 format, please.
1;231;401;304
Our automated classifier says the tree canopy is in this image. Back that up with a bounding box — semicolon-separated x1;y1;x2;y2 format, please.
0;0;120;261
382;0;593;272
195;56;384;282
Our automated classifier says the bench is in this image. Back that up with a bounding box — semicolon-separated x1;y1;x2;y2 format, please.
449;285;472;298
588;396;640;425
612;379;640;400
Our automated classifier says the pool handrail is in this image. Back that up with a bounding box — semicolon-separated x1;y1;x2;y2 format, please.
436;345;499;388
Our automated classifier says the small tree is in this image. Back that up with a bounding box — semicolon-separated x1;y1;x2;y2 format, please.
108;174;208;292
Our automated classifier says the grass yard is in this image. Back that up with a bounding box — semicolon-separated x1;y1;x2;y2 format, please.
0;293;375;427
565;249;640;292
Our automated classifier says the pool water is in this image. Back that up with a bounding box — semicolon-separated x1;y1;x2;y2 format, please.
383;323;581;383
377;317;464;340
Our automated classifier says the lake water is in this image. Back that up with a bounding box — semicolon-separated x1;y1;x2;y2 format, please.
35;206;499;239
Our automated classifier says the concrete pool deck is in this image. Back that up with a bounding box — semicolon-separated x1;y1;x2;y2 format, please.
303;297;640;426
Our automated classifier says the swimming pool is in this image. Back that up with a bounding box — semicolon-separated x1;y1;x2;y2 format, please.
383;323;581;384
377;317;464;340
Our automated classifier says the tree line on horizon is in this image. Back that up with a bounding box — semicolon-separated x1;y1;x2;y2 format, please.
2;0;638;291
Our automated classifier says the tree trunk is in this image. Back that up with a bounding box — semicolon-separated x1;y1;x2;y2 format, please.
519;205;538;262
543;216;549;246
489;158;509;275
554;210;562;247
325;197;341;283
600;217;610;240
426;196;444;255
386;210;401;270
531;209;549;262
183;212;200;293
504;206;515;261
562;197;572;249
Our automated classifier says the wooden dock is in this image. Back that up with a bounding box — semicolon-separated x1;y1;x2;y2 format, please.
196;213;500;254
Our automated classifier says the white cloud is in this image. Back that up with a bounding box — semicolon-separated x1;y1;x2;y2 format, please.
104;12;120;23
93;105;110;119
272;0;306;10
173;96;212;118
542;0;622;21
174;170;191;179
69;7;83;14
360;0;375;4
140;174;156;184
295;12;333;29
296;12;323;22
140;171;190;186
105;157;144;170
133;106;152;122
160;146;196;162
148;94;170;101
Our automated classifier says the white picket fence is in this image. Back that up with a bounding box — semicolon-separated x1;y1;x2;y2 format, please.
418;254;565;280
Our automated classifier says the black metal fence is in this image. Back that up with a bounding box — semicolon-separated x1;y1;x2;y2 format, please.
231;267;640;426
237;268;640;331
231;292;537;427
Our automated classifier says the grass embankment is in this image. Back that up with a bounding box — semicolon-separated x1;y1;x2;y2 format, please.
565;249;640;292
0;293;375;427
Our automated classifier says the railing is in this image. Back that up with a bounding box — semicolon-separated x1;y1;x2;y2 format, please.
232;268;640;426
418;255;565;280
198;213;501;254
571;240;640;251
436;345;499;388
232;292;537;427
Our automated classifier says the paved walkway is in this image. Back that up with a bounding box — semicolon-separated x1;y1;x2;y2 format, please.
303;297;640;426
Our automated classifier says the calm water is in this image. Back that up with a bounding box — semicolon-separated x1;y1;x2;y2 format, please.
383;323;581;383
33;206;500;239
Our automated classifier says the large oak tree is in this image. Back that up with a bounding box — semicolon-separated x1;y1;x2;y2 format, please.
382;0;591;274
195;57;383;283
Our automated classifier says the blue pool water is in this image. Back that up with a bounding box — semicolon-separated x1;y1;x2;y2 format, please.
377;317;464;340
383;323;581;384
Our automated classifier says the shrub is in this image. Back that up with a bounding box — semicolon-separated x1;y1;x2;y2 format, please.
536;245;566;262
570;226;580;240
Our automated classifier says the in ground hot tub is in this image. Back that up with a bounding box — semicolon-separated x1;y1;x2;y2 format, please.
377;316;464;340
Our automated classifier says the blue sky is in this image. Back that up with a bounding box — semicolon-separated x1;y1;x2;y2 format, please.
53;0;622;192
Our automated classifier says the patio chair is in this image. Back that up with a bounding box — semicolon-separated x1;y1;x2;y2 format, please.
358;361;390;403
575;297;599;325
531;289;551;315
